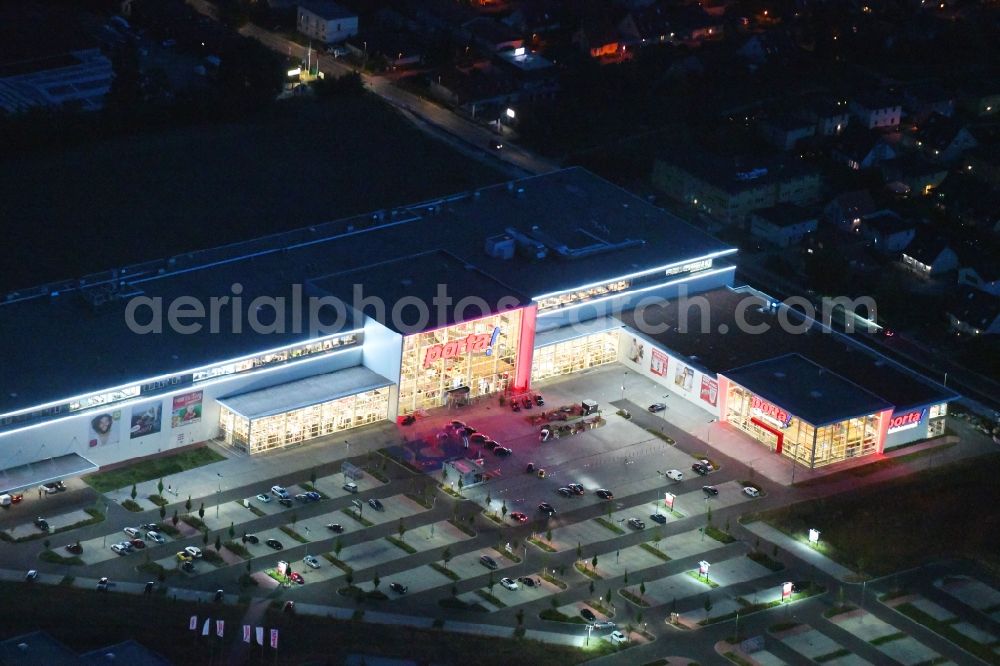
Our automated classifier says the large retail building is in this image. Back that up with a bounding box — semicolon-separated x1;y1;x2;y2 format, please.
0;168;955;489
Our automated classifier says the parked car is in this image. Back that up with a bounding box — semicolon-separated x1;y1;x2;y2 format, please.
34;517;50;531
702;485;719;496
303;555;321;569
489;139;503;150
289;572;304;585
567;483;585;495
593;620;616;630
278;498;293;507
511;400;520;412
518;576;538;587
185;546;202;558
479;555;498;570
557;487;573;497
327;523;344;533
65;542;83;554
691;463;709;476
509;512;528;523
470;433;489;443
648;403;666;413
139;523;158;531
538;502;556;516
389;582;407;594
146;530;165;543
130;538;146;549
271;485;289;499
266;539;283;550
176;551;192;562
500;577;519;590
698;459;714;470
483;439;500;451
522;396;533;409
111;544;127;555
304;491;321;501
256;493;272;503
181;561;195;573
494;446;512;457
627;518;646;530
595;489;614;500
534;394;544;406
581;608;597;622
743;486;760;498
119;541;134;553
650;513;667;524
368;498;384;511
294;493;310;503
610;630;628;644
123;527;140;538
665;469;684;481
343;482;359;493
242;534;260;544
213;589;224;602
97;577;110;591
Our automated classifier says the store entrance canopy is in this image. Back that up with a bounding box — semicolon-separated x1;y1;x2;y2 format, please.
0;453;98;494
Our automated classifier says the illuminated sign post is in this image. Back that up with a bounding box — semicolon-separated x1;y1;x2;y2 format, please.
698;560;710;580
808;529;820;546
422;327;500;368
664;492;676;510
781;581;793;602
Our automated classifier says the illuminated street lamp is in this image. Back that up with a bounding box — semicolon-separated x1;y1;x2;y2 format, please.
586;623;593;646
505;107;516;120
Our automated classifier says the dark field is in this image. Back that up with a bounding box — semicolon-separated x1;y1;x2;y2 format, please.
0;95;506;293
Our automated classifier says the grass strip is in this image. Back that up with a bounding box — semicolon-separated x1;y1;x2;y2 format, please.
84;447;224;493
539;609;586;624
279;526;308;544
475;589;506;608
540;572;567;589
640;543;671;561
322;553;352;573
747;550;784;571
871;632;906;646
342;508;374;527
619;589;650;607
685;570;719;588
815;648;851;663
386;536;416;554
574;562;603;580
39;549;83;566
528;537;556;552
122;499;144;512
896;602;1000;663
595;517;625;535
430;562;460;580
224;541;251;559
704;526;735;544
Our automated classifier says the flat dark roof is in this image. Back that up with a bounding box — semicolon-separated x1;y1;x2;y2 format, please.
0;168;732;414
724;353;893;425
619;287;958;414
311;250;532;333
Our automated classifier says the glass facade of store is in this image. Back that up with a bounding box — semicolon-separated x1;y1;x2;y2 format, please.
398;310;523;413
724;382;883;467
219;387;389;454
531;330;620;382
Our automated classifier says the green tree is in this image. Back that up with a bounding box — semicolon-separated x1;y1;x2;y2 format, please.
488;572;496;594
706;504;712;525
516;608;524;626
157;478;164;495
591;554;598;570
624;570;629;586
130;484;137;501
639;580;646;595
724;517;731;533
310;468;317;486
589;579;595;596
451;584;458;597
703;595;713;617
546;527;552;542
246;557;252;574
457;477;464;493
334;537;343;557
198;502;205;520
636;610;643;625
441;467;449;483
550;595;559;610
604;588;612;604
442;546;452;564
372;571;381;590
229;522;235;540
576;542;583;560
501;500;508;520
159;505;166;520
397;518;406;541
185;496;192;512
215;533;222;551
485;491;492;511
291;511;298;527
172;510;179;527
202;529;209;547
43;538;50;550
345;570;354;586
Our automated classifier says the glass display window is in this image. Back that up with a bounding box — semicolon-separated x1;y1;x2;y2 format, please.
531;330;620;382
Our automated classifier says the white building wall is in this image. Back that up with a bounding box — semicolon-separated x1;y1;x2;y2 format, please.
616;329;720;417
360;316;403;420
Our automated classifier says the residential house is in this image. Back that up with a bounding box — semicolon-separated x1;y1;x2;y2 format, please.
463;17;524;53
344;30;424;68
933;173;1000;231
860;211;916;253
803;95;851;137
653;149;822;226
959;81;1000;117
903;83;955;122
831;128;897;170
0;48;112;114
879;156;949;197
958;251;1000;296
947;288;1000;335
749;204;818;247
759;114;817;151
908;112;978;164
824;190;879;233
618;3;673;47
296;1;358;44
850;91;902;129
494;47;557;92
666;5;723;46
428;63;523;118
573;18;622;58
737;31;798;65
900;232;958;276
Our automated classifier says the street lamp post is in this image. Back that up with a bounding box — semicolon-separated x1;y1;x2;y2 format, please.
586;623;593;646
621;372;627;402
216;473;222;519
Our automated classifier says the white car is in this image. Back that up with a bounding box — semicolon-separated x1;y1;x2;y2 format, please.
342;482;358;493
25;569;39;581
111;543;127;555
743;486;760;498
123;527;140;538
592;620;616;629
665;469;684;481
610;630;628;644
146;530;165;543
500;577;519;590
184;546;202;559
271;486;289;499
303;555;321;569
256;493;272;503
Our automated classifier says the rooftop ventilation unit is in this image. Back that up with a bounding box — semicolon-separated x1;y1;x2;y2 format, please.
504;227;547;260
484;234;516;260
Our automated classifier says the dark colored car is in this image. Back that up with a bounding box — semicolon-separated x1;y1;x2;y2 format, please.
567;483;584;495
648;403;667;413
511;400;520;412
368;498;384;511
494;447;512;457
304;491;321;501
488;139;503;150
480;555;498;570
278;498;293;508
289;572;304;585
557;487;573;497
581;608;597;622
522;396;532;409
295;493;310;503
266;539;284;550
518;576;538;587
525;463;535;473
483;440;500;451
34;517;50;531
65;542;83;554
692;463;709;476
243;534;260;544
535;394;544;406
595;489;614;500
389;582;407;594
538;502;556;516
702;485;719;496
470;433;489;444
130;538;146;549
214;589;224;601
650;513;667;524
139;523;158;531
627;518;646;530
181;561;195;573
327;523;344;533
510;511;528;522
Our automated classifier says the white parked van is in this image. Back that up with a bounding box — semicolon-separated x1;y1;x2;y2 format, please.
0;494;11;507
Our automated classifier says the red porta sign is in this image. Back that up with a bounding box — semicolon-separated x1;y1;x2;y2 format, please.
750;395;791;427
888;409;924;431
422;328;500;367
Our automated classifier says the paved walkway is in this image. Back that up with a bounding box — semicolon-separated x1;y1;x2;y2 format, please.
742;521;855;581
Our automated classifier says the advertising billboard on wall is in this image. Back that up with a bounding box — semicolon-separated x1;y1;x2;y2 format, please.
626;336;645;366
700;377;718;406
88;411;122;448
172;391;203;428
650;349;668;377
129;400;163;439
674;363;694;392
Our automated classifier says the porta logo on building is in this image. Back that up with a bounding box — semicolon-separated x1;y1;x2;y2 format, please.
750;395;792;428
887;409;924;433
423;327;500;368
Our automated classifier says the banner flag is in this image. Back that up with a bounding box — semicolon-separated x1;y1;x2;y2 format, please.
216;620;224;638
243;625;251;643
255;626;264;646
270;629;279;649
189;615;197;631
201;619;210;636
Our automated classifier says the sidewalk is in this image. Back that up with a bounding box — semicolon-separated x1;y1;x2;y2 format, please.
742;521;855;582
